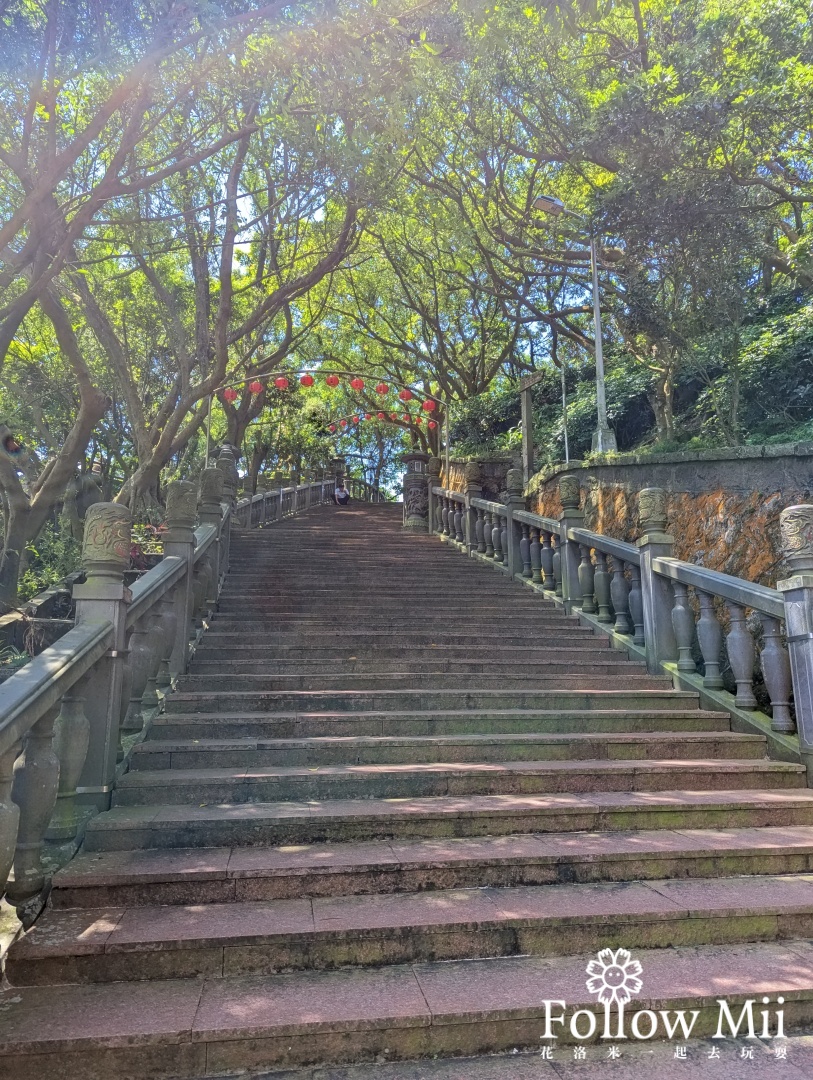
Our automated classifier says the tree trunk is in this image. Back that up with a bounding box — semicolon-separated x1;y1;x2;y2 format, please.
0;507;31;611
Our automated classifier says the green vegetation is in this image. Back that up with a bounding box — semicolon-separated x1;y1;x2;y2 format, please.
0;0;811;605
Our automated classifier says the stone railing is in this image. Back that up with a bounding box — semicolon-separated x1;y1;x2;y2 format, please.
422;458;813;779
0;462;351;913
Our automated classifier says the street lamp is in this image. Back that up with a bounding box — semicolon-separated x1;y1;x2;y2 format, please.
531;194;617;453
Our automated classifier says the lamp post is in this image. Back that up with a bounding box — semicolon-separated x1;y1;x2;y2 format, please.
531;194;617;453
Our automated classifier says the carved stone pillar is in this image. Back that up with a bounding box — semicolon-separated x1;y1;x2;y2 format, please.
557;475;584;613
216;444;239;505
402;451;430;531
778;505;813;780
73;502;132;811
427;457;442;534
198;468;225;597
463;461;483;552
163;481;197;677
636;488;677;675
504;467;526;578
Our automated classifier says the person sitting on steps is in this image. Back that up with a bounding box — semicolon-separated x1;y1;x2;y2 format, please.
333;480;350;506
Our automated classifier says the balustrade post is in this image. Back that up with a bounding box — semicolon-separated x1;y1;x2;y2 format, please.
726;601;757;708
427;457;442;535
760;615;794;734
7;704;60;906
552;534;563;597
198;469;225;596
504;468;526;578
0;740;21;899
578;546;596;614
557;476;583;613
541;530;555;590
46;675;91;843
492;511;504;563
671;582;696;672
463;461;482;553
72;502;132;811
636;488;678;674
162;481;197;678
520;524;532;578
484;509;494;557
628;563;645;645
593;551;612;622
696;592;724;689
610;557;632;634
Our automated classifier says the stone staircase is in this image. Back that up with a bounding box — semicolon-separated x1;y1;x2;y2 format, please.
5;503;813;1077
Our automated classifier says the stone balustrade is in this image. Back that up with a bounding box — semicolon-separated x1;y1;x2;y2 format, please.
0;475;375;913
425;464;813;778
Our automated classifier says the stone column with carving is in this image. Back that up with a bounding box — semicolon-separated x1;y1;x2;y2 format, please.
504;467;527;578
163;481;197;677
778;505;813;780
402;451;430;531
72;502;132;811
198;468;225;599
557;475;584;613
463;461;483;552
216;444;239;506
427;457;442;534
636;487;677;675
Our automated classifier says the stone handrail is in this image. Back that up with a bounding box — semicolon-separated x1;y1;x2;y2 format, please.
419;463;813;778
0;462;370;911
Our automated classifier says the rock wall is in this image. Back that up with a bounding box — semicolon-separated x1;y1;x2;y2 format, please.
442;456;513;499
528;444;813;587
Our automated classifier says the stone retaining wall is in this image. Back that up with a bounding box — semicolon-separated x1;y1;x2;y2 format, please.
528;444;813;586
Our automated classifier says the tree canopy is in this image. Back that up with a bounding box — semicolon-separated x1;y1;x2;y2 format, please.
0;0;811;603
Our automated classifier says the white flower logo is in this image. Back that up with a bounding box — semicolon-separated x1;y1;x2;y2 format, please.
586;948;643;1005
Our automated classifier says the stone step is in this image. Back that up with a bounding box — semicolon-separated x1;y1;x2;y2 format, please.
1;941;811;1076
130;732;766;770
111;760;806;807
165;688;694;715
192;642;614;660
188;656;637;676
151;708;734;740
84;790;813;852
12;874;813;986
51;826;813;908
198;629;600;647
183;659;646;678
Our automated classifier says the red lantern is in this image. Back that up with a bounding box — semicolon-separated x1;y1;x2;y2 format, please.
352;415;360;423
328;423;336;432
377;411;386;420
422;399;436;412
364;413;372;420
350;377;365;390
248;380;263;395
274;376;289;390
390;412;398;420
223;387;238;403
402;413;410;422
428;420;438;429
415;416;423;425
375;382;388;395
300;374;314;387
340;419;348;427
398;388;413;401
325;374;340;387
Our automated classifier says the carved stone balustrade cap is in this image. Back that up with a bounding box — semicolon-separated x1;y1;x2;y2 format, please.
199;468;225;503
639;487;668;532
82;503;132;572
166;480;198;528
780;504;813;573
559;474;581;510
506;467;524;496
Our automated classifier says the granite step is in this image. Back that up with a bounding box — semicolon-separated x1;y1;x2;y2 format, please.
198;629;600;647
177;668;657;690
151;709;735;740
186;658;637;676
49;826;813;908
111;760;806;807
12;874;813;985
165;688;698;715
1;941;811;1077
129;732;767;770
83;790;813;851
192;642;615;660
